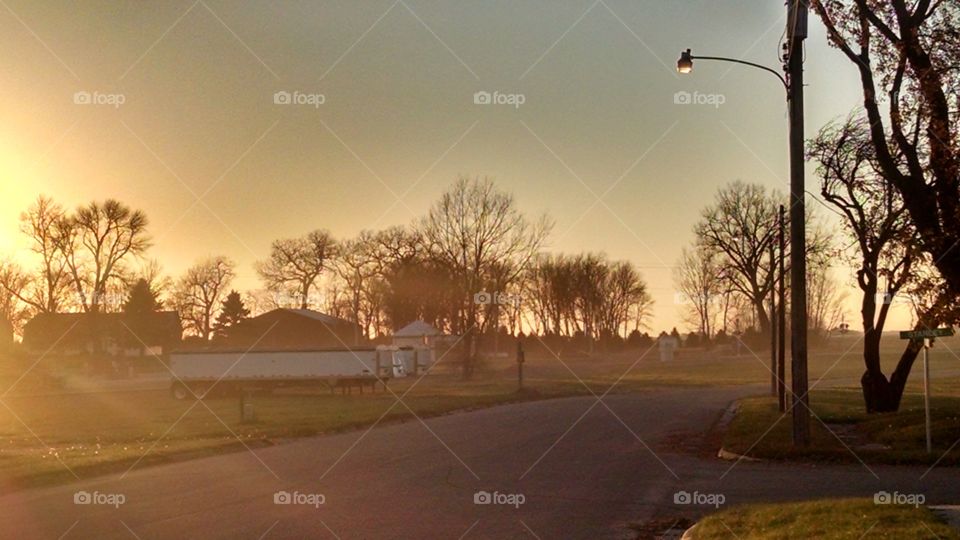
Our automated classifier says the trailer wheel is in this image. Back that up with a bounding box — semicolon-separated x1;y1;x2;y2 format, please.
171;382;192;400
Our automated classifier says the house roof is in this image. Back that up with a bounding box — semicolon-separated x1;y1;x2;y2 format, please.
22;311;182;348
394;320;441;337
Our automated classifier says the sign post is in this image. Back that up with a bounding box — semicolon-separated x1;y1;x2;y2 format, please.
900;327;955;454
923;340;931;454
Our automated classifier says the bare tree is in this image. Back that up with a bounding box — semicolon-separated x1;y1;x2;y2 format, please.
0;263;33;336
14;196;71;312
695;181;832;340
420;177;551;378
332;231;382;343
256;230;336;310
674;246;723;340
172;256;235;340
55;200;151;313
694;182;779;336
807;264;846;338
813;116;923;412
812;1;960;302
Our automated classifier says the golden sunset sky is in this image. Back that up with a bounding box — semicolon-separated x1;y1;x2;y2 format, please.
0;0;911;332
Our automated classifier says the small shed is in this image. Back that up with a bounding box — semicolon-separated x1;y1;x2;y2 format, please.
392;320;442;348
392;320;444;372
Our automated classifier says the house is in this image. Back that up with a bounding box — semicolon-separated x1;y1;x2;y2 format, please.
22;311;182;355
220;308;363;350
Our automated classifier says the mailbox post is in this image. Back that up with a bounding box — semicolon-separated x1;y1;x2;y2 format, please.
900;327;955;453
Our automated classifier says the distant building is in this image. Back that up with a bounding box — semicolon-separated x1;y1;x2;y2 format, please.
219;308;363;350
22;311;182;355
392;320;443;348
391;320;446;371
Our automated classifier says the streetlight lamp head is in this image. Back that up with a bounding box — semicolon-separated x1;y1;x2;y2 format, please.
677;49;693;74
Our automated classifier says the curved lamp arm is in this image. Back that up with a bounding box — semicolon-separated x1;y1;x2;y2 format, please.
678;49;788;91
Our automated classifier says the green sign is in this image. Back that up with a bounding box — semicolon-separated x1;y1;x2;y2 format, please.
900;327;955;340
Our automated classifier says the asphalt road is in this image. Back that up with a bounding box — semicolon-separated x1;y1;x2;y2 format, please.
3;386;959;539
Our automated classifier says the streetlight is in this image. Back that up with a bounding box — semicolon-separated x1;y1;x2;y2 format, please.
676;0;810;447
675;49;786;89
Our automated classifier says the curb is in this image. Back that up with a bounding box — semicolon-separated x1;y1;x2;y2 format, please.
714;401;763;462
717;447;762;462
680;523;697;539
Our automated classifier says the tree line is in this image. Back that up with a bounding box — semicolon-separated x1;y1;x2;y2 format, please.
0;177;654;378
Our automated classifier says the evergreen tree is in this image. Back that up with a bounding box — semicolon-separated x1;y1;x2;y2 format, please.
124;278;161;313
123;278;162;354
213;290;249;340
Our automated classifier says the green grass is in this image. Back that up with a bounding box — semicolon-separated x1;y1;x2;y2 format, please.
722;379;960;464
692;498;958;539
0;330;953;489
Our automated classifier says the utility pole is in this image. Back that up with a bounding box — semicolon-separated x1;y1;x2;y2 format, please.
778;205;787;412
786;0;810;446
769;240;777;397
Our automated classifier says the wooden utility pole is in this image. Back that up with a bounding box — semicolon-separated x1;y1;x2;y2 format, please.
787;0;810;446
778;205;787;412
769;240;777;397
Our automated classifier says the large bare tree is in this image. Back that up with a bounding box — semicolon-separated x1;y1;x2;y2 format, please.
694;182;780;337
812;1;960;303
172;256;235;340
813;116;923;412
55;200;150;313
256;229;336;310
420;177;551;378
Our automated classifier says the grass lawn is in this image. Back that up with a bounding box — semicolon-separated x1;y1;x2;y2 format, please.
722;377;960;464
0;331;946;489
691;498;958;539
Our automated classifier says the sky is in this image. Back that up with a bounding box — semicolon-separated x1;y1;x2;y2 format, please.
0;0;910;332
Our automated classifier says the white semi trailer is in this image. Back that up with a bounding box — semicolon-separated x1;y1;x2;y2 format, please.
168;346;424;399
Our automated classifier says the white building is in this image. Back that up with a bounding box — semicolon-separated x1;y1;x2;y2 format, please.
392;320;444;371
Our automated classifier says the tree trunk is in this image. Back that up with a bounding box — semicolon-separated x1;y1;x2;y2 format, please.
861;339;923;413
